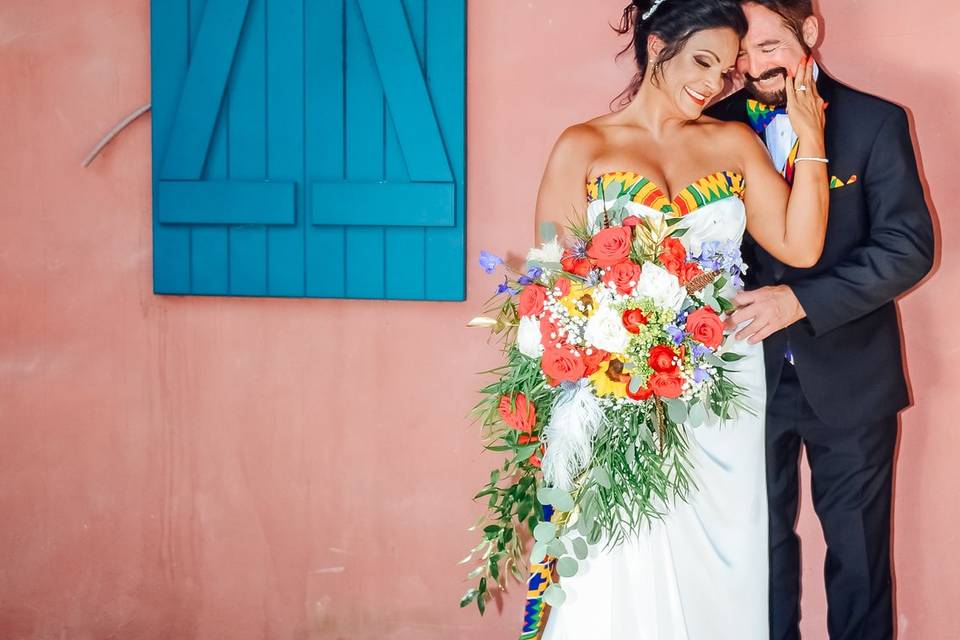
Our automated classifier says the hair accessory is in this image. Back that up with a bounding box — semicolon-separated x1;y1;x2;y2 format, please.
642;0;667;20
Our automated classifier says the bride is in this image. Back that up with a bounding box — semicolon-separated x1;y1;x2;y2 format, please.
529;0;827;638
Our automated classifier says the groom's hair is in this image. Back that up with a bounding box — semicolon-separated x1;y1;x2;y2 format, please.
745;0;815;48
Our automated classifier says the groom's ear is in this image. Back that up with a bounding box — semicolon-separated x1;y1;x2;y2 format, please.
801;15;820;50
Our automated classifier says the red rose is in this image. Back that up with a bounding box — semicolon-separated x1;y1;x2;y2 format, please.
554;277;572;298
624;375;653;401
518;284;547;317
541;347;587;383
498;393;537;433
681;261;704;285
686;307;724;349
621;308;649;334
649;373;683;399
602;260;642;295
658;237;688;278
561;251;593;277
660;237;687;262
518;434;545;468
587;227;632;268
648;345;679;375
540;315;566;350
582;348;609;376
622;215;642;228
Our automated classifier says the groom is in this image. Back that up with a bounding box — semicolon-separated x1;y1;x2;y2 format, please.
707;2;934;639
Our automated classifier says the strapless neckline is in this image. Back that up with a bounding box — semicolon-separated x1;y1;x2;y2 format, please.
586;170;745;217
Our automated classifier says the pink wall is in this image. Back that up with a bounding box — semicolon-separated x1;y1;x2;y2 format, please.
0;1;956;638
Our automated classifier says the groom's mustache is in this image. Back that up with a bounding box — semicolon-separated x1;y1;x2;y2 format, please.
744;67;789;84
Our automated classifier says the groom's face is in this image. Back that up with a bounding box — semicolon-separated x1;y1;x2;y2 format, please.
737;3;817;105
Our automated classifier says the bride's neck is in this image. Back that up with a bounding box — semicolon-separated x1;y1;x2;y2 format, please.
619;78;688;139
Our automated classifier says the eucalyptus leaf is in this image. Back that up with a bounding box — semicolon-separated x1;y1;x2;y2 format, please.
517;443;540;458
527;260;563;274
547;539;567;558
704;353;726;368
537;487;554;506
703;294;721;314
576;511;593;537
556;556;579;578
572;537;589;561
551;490;575;512
591;467;612;489
539;221;558;242
605;180;624;197
628;374;645;394
688;401;707;428
664;398;688;424
543;584;567;607
721;352;745;362
533;521;557;543
530;540;548;564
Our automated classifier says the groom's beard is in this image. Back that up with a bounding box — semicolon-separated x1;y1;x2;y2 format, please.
743;67;789;106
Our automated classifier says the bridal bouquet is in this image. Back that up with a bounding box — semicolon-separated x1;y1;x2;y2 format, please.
460;182;750;614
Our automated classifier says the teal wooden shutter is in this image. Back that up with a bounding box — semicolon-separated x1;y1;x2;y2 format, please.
151;0;466;300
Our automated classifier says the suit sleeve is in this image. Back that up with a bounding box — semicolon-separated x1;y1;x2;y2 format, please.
788;107;935;337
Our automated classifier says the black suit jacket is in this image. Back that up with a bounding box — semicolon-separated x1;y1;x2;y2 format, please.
706;73;934;427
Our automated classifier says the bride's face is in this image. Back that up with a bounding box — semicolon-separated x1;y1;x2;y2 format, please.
651;28;739;119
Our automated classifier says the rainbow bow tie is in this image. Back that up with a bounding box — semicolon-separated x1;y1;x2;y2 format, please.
746;99;787;135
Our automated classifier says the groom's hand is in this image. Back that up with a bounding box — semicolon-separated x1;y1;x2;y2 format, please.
729;286;807;344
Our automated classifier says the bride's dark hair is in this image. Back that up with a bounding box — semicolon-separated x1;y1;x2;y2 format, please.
614;0;748;107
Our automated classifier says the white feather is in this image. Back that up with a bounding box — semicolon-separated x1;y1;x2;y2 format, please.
542;381;606;492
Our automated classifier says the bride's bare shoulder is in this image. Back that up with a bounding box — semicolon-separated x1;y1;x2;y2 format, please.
545;120;606;168
698;117;757;148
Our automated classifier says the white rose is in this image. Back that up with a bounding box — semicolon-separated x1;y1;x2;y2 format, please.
634;263;686;311
517;316;545;358
584;302;630;354
526;236;564;266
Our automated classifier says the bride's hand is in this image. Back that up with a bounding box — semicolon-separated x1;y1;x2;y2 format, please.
786;56;826;144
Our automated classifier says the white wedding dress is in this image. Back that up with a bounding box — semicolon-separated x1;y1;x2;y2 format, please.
540;171;769;640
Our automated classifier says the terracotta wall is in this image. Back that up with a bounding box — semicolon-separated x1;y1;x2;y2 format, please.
0;1;956;638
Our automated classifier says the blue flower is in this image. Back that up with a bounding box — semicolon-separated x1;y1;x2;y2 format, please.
666;325;685;345
693;367;710;384
496;277;520;296
568;239;588;259
518;266;544;286
479;250;504;274
692;343;711;358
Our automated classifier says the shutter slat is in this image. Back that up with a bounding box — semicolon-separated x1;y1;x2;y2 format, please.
357;0;452;182
187;0;229;295
162;0;252;180
266;0;305;296
158;181;295;225
344;0;385;299
312;182;453;227
229;0;268;295
152;0;191;293
305;0;346;297
424;0;466;301
385;0;427;300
